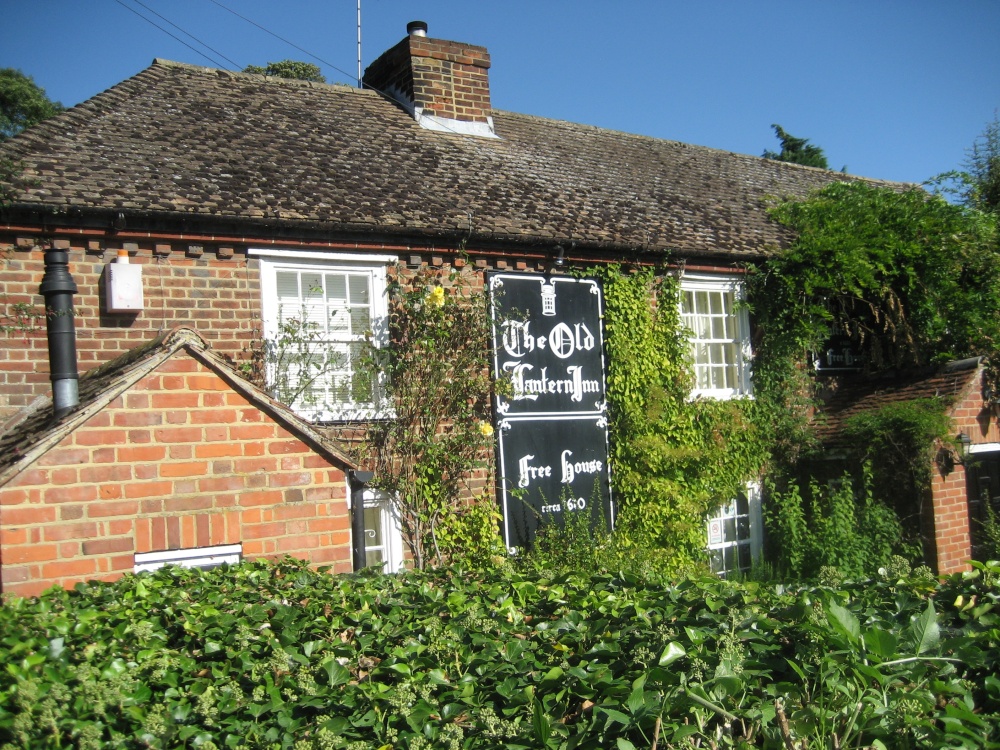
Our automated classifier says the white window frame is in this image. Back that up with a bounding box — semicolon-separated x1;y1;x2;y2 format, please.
356;488;405;573
679;272;752;399
706;484;762;577
134;544;243;573
254;250;395;422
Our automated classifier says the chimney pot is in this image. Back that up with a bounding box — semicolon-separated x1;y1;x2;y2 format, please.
407;20;428;37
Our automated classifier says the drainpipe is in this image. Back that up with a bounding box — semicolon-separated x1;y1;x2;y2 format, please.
349;470;374;571
39;248;79;419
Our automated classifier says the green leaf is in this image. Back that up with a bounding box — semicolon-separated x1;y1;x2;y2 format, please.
598;707;631;727
658;641;686;666
911;599;940;655
320;658;351;686
826;600;860;642
863;628;899;660
532;698;551;745
616;739;637;750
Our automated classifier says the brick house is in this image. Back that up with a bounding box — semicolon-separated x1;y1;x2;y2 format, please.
0;327;356;596
2;22;985;591
812;359;1000;574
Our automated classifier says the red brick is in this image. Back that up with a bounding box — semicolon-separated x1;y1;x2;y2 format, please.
118;446;167;462
229;424;276;441
74;429;128;447
268;440;312;454
112;410;164;427
165;496;213;512
239;490;284;507
153;426;204;443
195;443;243;458
40;557;99;580
44;485;99;504
80;464;132;483
242;522;287;540
270;472;310;488
82;537;134;555
124;481;173;499
5;543;59;564
88;500;139;518
277;534;319;552
38;448;90;466
160;461;208;478
43;522;99;541
0;527;28;545
198;476;246;493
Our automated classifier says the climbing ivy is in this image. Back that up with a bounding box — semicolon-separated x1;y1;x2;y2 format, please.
589;266;768;573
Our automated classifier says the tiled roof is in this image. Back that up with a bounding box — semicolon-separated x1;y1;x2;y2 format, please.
812;358;983;449
0;327;356;485
0;60;902;260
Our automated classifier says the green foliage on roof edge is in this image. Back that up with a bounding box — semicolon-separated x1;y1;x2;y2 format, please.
2;557;999;749
748;180;1000;575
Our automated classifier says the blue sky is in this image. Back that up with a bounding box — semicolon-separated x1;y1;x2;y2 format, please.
3;1;998;185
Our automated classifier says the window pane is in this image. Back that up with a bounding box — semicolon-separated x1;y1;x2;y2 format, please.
724;518;737;542
326;274;347;302
348;275;370;305
737;516;750;540
709;292;723;315
276;271;299;302
695;291;709;315
329;305;349;333
350;307;371;335
364;506;383;546
710;548;724;573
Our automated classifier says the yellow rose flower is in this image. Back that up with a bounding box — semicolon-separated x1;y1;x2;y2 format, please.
478;421;495;437
427;286;445;307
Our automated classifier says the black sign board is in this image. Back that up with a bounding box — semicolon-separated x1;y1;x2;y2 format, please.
489;273;613;551
813;333;864;373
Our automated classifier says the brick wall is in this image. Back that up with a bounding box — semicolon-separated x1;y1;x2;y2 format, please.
0;349;352;597
930;369;999;574
0;232;555;419
1;237;259;418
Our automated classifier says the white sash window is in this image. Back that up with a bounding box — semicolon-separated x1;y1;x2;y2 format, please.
255;250;393;421
680;273;752;399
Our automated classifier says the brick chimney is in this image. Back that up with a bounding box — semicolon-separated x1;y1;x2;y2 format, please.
362;21;496;138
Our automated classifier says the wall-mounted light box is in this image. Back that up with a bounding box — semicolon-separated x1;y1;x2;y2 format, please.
105;250;144;312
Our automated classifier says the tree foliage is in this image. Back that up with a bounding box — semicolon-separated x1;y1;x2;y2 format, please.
752;181;1000;374
762;123;830;169
242;60;326;83
963;112;1000;214
748;180;1000;577
0;68;63;141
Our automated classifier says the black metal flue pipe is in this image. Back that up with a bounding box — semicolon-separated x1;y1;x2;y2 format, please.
349;470;374;571
39;248;79;419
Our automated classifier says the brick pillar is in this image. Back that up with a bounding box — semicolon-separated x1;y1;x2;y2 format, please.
929;462;973;574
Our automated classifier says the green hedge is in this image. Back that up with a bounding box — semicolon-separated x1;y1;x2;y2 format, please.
1;559;998;749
